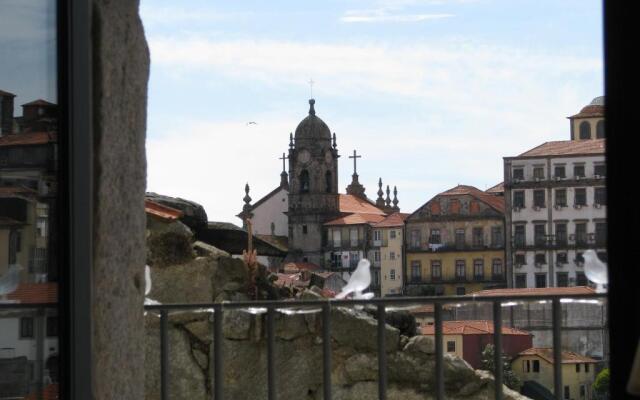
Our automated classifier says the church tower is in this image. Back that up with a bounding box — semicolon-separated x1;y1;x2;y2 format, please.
287;99;340;265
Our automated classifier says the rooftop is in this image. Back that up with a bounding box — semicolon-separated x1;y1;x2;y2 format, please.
569;96;605;119
515;139;605;157
145;199;183;221
485;182;504;195
339;193;386;215
421;320;532;336
324;212;386;226
0;131;57;147
438;184;505;214
8;282;58;303
0;89;16;97
372;212;410;228
468;286;596;297
516;348;598;364
21;99;57;107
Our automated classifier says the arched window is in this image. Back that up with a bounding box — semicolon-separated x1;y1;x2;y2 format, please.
300;169;310;193
596;120;605;138
579;121;591;139
325;171;332;193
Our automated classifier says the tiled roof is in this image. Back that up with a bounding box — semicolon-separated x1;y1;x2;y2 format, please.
516;139;605;157
0;89;16;97
408;304;455;314
339;194;386;215
372;212;410;228
274;273;309;288
8;283;58;303
324;212;386;226
0;131;56;147
421;320;532;336
438;185;505;214
485;182;504;194
468;286;595;297
569;104;604;119
283;262;322;273
516;348;598;364
145;199;183;221
21;99;57;107
25;383;59;400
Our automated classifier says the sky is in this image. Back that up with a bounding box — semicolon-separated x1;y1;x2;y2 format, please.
141;0;604;225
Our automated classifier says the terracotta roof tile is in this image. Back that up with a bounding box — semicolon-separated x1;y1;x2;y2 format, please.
516;348;598;364
468;286;595;297
25;383;59;400
421;320;532;336
372;212;410;228
21;99;57;107
569;104;604;119
0;131;56;147
438;185;505;214
324;213;386;226
274;273;309;288
339;194;386;215
145;199;183;221
283;262;322;273
516;139;605;157
485;182;504;194
8;283;58;304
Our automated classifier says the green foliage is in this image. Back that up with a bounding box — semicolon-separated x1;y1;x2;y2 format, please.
480;344;521;390
592;368;610;399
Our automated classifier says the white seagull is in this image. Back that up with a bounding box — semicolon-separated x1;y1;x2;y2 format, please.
583;250;608;293
144;265;161;305
0;264;23;301
335;259;374;299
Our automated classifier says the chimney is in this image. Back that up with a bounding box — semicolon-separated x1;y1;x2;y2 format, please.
0;90;16;135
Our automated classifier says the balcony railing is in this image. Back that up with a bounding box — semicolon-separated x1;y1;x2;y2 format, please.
144;292;607;400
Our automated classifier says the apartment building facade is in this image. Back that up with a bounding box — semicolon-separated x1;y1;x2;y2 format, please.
368;212;408;297
504;97;606;288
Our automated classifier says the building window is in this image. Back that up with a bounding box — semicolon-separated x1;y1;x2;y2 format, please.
431;260;442;281
390;269;396;280
20;317;34;339
473;259;484;281
576;363;581;373
514;225;526;247
579;121;591;139
533;166;545;180
472;227;484;247
575;252;584;264
534;224;546;246
555;189;567;207
576;271;588;286
8;230;21;264
429;229;441;244
575;223;587;245
585;363;590;372
513;191;525;208
574;188;587;206
557;272;569;287
333;229;342;247
331;253;342;268
410;229;421;248
390;251;396;260
456;287;466;295
515;274;527;288
325;171;332;193
574;164;586;178
513;167;524;180
554;165;566;179
350;251;360;268
455;260;466;280
455;228;465;248
580;385;586;399
46;316;58;337
390;230;396;239
411;261;422;282
596;120;605;139
302;225;308;234
535;253;546;265
595;222;607;246
533;359;540;372
447;341;456;352
535;273;547;288
594;164;606;177
557;252;568;264
564;386;570;400
373;230;381;241
491;226;503;248
525;360;530;372
533;190;546;208
492;259;503;278
594;187;606;205
515;253;526;265
555;223;567;245
300;169;310;193
374;251;381;262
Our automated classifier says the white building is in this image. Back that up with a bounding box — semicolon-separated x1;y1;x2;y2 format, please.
504;97;606;288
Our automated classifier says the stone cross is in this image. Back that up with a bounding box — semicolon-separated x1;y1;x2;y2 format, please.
308;78;315;98
349;150;361;174
279;152;289;172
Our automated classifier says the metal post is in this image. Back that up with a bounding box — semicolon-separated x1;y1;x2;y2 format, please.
434;303;445;400
552;299;563;400
377;304;388;400
493;301;503;400
214;305;224;400
322;303;332;400
160;310;169;400
267;307;276;400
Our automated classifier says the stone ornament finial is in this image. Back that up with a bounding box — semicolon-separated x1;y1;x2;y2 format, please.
332;132;337;149
289;132;294;149
376;178;385;208
385;185;391;207
309;99;316;116
392;186;399;211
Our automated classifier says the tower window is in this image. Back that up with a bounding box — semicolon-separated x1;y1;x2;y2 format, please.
300;170;310;193
325;171;332;193
596;120;605;138
579;121;591;139
302;225;308;234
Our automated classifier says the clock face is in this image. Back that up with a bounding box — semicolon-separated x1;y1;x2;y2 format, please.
325;151;333;164
298;150;311;164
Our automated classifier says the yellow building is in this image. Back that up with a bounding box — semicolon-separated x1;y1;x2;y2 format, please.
405;185;506;296
512;348;597;400
369;212;409;296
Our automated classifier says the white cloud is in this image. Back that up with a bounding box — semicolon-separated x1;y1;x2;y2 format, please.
341;9;454;23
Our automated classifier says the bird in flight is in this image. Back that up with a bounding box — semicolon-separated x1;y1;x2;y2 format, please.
246;121;257;126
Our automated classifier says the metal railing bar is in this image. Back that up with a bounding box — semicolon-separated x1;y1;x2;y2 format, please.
434;302;444;400
143;293;607;311
267;307;276;400
377;304;388;400
492;301;503;400
213;304;223;400
322;303;332;400
552;299;563;400
160;310;169;400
